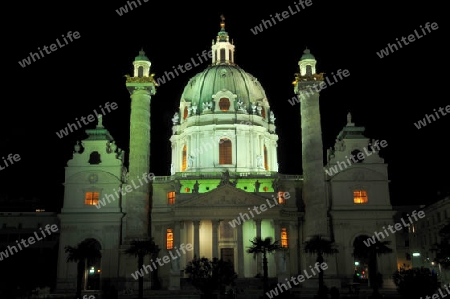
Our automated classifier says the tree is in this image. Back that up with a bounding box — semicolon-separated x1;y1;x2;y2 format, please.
124;238;160;299
185;256;237;299
353;235;392;299
432;221;450;269
246;236;281;295
65;238;102;299
393;267;438;298
303;235;339;298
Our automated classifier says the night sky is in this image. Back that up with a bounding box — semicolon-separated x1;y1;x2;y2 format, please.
3;1;448;211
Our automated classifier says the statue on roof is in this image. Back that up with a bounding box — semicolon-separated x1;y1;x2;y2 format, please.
192;180;200;193
97;115;104;128
218;170;231;187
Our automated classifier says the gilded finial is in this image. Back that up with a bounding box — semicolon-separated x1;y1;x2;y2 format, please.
220;14;225;29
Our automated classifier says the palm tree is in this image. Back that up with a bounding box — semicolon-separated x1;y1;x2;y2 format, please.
124;238;160;299
353;235;392;299
246;236;281;294
65;238;102;299
303;234;339;297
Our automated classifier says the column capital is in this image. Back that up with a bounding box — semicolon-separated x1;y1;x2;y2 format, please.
212;220;221;228
253;219;262;225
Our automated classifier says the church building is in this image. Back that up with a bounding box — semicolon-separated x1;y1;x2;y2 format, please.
54;18;398;293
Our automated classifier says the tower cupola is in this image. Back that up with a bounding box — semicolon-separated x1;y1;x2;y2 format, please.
211;15;235;65
133;49;151;77
298;48;317;76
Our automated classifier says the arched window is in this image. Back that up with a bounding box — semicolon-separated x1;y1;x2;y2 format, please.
181;145;187;171
351;149;364;163
183;106;189;120
264;145;268;170
281;227;288;248
219;98;230;111
167;191;175;205
353;190;368;204
220;48;225;62
277;191;286;204
138;66;144;77
166;229;174;249
219;139;232;164
306;65;312;76
88;152;101;164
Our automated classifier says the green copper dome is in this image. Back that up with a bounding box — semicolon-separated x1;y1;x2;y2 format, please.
300;48;315;60
135;49;150;62
180;65;268;113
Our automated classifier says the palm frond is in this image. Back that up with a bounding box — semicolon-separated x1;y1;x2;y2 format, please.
303;235;339;256
124;238;160;258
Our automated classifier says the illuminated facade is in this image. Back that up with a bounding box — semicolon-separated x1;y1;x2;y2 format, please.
54;19;398;293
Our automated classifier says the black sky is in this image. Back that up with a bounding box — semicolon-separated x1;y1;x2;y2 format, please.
3;1;448;210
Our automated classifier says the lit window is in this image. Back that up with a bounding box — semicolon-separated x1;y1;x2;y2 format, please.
219;98;230;111
166;229;174;249
353;190;368;204
264;145;268;170
182;145;187;172
281;228;288;248
219;139;232;164
183;106;189;120
85;192;99;205
167;191;175;205
261;107;266;119
278;191;285;204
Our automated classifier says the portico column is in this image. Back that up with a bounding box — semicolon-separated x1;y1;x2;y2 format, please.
193;220;200;258
237;224;244;277
212;220;220;259
173;221;181;271
254;219;262;275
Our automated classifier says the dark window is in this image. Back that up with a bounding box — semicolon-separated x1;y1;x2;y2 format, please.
220;49;225;62
306;65;312;76
138;66;144;77
351;149;364;163
88;152;101;164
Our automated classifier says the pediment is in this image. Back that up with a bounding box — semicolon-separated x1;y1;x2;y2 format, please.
176;184;272;207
